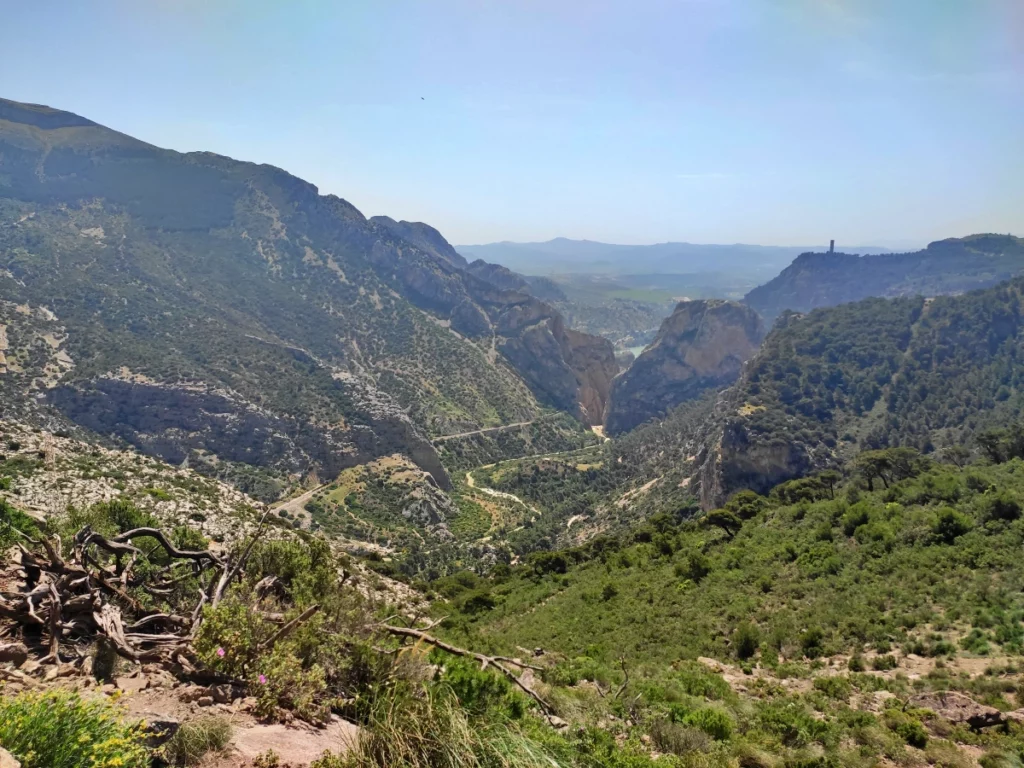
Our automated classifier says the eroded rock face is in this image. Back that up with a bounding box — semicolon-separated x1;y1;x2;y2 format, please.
604;300;764;434
47;373;451;490
690;418;819;510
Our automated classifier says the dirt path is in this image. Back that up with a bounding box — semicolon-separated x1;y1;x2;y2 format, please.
272;483;327;518
465;470;538;512
434;420;535;442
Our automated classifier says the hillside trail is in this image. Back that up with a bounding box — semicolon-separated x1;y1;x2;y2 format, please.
434;420;535;442
464;470;546;521
272;483;328;518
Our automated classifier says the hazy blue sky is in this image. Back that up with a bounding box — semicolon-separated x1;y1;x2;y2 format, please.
1;0;1021;247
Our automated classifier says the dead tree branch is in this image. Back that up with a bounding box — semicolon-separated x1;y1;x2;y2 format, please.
381;623;554;715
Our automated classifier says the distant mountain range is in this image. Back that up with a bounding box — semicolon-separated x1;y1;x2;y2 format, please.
457;238;894;277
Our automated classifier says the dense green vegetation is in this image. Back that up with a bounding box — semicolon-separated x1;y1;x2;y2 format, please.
620;277;1024;502
0;690;150;768
429;446;1024;766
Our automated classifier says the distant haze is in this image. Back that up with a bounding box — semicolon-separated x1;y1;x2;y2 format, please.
457;239;894;276
1;2;1021;245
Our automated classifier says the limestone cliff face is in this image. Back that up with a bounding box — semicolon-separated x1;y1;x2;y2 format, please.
689;416;817;510
563;327;620;425
604;300;764;434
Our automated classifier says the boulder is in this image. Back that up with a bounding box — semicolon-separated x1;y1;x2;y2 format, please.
137;713;181;749
115;675;149;694
0;747;21;768
908;691;1006;729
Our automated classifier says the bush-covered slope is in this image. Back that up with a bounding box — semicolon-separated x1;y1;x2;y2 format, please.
435;452;1024;767
745;234;1024;325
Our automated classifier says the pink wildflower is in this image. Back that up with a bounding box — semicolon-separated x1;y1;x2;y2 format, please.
259;674;267;684
216;647;225;658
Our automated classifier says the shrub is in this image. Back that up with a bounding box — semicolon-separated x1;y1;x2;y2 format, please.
682;706;735;741
458;590;497;614
676;661;731;700
601;583;619;601
649;719;711;755
675;551;711;583
980;491;1022;523
757;700;836;748
812;675;852;700
883;708;928;748
341;682;554;768
164;716;233;766
979;750;1024;768
254;644;330;724
734;621;761;660
932;507;973;544
0;690;149;768
0;498;41;550
435;655;523;718
801;627;826;659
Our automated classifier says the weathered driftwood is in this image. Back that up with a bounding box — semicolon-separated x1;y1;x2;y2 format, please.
0;519;262;669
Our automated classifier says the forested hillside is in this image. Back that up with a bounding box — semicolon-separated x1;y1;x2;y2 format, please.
745;234;1024;324
691;278;1024;506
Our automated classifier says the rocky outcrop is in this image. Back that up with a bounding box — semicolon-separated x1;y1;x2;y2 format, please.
465;259;533;294
370;216;468;268
689;415;820;510
463;258;568;303
47;373;451;490
908;692;1011;730
563;328;620;425
604;300;763;434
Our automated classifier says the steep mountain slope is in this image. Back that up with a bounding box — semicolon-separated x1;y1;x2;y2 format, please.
691;277;1024;505
462;259;567;302
0;97;616;490
604;300;763;434
745;234;1024;324
369;215;468;268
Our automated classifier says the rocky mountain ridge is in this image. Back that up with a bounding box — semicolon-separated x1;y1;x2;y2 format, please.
0;96;617;495
744;234;1024;324
604;299;763;434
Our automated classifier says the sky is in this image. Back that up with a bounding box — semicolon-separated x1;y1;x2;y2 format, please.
1;0;1022;248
